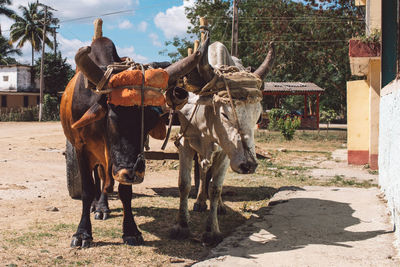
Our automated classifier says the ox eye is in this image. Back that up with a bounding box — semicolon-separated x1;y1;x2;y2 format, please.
221;113;229;120
257;114;262;124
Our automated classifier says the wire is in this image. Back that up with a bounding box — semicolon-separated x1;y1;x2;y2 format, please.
59;0;181;23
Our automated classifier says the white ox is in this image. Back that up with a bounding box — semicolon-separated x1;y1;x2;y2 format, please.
170;38;274;245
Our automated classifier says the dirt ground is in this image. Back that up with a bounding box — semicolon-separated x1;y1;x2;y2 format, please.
0;122;394;266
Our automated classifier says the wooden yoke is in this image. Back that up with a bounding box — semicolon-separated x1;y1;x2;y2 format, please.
93;18;103;40
200;17;208;44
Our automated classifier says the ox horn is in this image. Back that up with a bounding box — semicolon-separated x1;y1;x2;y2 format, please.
196;34;214;83
165;50;203;86
253;42;275;80
71;95;107;129
75;46;105;86
72;47;107;129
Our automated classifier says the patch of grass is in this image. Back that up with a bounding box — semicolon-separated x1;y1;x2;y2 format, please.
95;227;121;239
255;129;346;152
325;175;377;188
368;170;379;175
51;223;76;232
5;231;54;246
71;260;92;266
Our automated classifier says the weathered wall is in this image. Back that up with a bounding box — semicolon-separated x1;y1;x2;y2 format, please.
347;80;370;164
0;67;18;91
0;66;33;91
379;79;400;247
16;67;32;91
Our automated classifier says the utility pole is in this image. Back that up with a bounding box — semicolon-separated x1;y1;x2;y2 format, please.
37;2;56;121
52;26;60;55
231;0;239;57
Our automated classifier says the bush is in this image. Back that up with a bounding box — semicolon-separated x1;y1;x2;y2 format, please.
278;116;301;140
0;107;39;121
42;94;60;121
268;108;289;130
0;94;59;122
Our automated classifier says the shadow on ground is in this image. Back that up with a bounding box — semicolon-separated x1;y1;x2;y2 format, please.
151;185;277;202
210;196;392;258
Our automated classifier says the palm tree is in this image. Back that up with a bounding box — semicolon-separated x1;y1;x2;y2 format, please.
0;0;14;18
0;35;21;64
9;2;55;66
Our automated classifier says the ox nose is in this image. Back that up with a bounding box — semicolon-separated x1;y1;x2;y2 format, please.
117;168;145;185
239;161;258;174
112;164;145;185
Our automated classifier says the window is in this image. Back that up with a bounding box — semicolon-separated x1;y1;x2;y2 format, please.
1;95;7;107
36;96;40;105
3;76;8;82
24;96;29;107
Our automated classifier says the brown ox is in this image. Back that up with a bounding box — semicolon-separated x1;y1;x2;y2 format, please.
60;36;201;248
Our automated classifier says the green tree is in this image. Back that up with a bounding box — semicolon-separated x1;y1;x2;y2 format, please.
163;0;364;117
0;0;14;19
9;2;57;66
34;52;74;95
0;35;21;64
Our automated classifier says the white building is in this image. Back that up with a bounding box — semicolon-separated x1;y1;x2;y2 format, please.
0;65;39;109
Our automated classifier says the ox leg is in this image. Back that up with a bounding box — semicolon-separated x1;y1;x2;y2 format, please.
193;168;211;212
118;183;144;246
170;141;194;240
202;152;229;246
93;165;111;220
71;151;95;248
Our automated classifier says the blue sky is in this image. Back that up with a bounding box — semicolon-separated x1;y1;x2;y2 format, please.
0;0;196;66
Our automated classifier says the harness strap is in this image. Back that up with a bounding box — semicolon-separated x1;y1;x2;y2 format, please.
174;103;199;148
139;64;145;154
217;69;257;163
95;67;113;93
161;109;174;150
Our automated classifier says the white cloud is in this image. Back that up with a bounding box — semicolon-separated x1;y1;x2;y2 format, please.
148;33;162;47
118;20;133;29
154;0;195;39
116;46;148;63
137;21;147;32
4;0;136;22
58;35;92;67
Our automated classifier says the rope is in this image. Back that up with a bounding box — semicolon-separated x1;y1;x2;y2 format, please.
139;64;145;154
215;69;258;164
174;103;199;148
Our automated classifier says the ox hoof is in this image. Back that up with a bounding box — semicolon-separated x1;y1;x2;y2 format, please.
201;232;223;246
70;235;93;248
193;202;207;212
94;211;103;220
102;212;110;220
123;235;144;246
94;211;110;220
218;204;227;215
170;225;191;240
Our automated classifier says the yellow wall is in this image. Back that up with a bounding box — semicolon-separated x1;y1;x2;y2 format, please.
368;0;381;32
355;0;366;6
368;59;381;155
347;80;370;151
7;95;23;108
28;95;38;106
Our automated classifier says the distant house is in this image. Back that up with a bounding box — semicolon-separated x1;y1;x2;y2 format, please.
0;64;39;110
262;82;325;130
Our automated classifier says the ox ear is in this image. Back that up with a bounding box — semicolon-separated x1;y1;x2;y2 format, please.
71;102;107;129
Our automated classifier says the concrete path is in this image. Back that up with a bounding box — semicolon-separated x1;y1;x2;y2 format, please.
195;186;399;267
